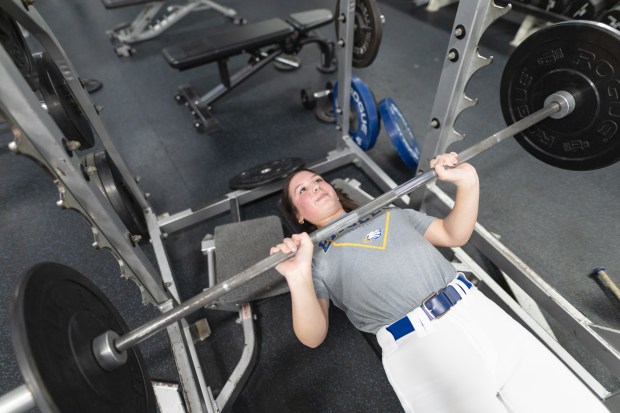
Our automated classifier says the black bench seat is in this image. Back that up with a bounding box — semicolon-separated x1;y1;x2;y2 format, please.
163;18;294;71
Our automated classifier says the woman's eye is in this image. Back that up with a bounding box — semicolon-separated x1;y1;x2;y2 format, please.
299;187;306;195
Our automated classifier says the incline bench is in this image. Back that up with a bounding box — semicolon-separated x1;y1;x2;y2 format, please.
162;8;336;134
101;0;242;57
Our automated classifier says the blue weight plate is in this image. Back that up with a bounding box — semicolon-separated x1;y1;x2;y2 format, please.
379;98;420;169
332;76;380;151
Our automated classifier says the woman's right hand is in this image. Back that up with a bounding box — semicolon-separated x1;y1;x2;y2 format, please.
270;232;314;281
431;152;478;189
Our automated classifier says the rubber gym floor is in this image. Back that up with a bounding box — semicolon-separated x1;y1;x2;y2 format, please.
1;0;619;412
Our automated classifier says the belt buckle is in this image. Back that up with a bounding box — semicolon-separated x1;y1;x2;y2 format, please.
421;290;440;320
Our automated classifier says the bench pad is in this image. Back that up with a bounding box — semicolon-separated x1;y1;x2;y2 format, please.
163;18;294;70
287;9;333;32
213;216;288;304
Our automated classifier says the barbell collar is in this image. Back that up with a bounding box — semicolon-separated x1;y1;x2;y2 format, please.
110;91;572;359
544;90;575;120
93;330;127;371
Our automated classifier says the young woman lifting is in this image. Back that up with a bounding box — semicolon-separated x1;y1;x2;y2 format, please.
270;153;608;413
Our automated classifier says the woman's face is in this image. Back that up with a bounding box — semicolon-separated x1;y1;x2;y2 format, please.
288;170;344;227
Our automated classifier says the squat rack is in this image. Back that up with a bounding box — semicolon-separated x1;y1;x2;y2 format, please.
0;0;619;412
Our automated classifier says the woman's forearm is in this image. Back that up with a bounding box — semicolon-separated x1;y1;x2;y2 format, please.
443;176;479;245
287;276;329;348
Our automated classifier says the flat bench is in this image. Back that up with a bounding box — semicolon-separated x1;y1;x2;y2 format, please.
162;9;336;133
163;18;294;70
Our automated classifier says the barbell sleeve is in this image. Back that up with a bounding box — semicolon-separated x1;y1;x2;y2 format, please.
112;91;571;356
0;385;35;413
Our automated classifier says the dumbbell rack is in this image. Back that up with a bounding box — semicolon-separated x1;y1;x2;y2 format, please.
415;0;620;409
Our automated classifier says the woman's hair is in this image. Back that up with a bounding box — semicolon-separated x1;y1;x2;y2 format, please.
281;168;359;232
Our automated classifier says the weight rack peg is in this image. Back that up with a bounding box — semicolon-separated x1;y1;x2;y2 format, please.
94;91;573;370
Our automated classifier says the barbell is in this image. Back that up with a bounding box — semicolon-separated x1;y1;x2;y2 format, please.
2;20;620;413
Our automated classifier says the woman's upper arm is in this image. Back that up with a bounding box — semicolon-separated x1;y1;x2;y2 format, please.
423;218;453;247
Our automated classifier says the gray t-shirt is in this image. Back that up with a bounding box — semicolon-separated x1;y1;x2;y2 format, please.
312;206;457;334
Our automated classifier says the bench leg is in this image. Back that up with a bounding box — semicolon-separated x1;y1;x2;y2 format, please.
175;85;222;134
174;49;285;133
298;37;337;74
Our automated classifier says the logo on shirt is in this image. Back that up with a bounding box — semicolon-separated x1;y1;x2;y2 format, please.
318;209;390;253
363;229;382;243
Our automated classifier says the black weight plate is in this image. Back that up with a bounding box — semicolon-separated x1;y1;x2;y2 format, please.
335;0;383;68
35;52;95;149
229;158;305;190
563;0;605;20
273;54;301;71
315;97;336;123
599;5;620;30
10;263;156;413
500;21;620;171
92;151;148;239
0;10;38;91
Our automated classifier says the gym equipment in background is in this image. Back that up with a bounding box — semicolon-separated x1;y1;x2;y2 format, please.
302;79;421;170
332;75;380;151
379;98;421;170
163;9;336;134
101;0;244;57
35;52;95;150
335;0;384;68
229;158;305;190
